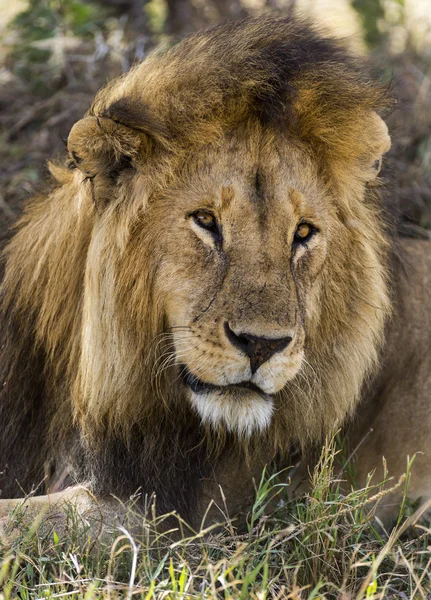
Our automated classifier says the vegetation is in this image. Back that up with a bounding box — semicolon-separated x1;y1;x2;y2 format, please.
1;0;430;234
1;438;430;599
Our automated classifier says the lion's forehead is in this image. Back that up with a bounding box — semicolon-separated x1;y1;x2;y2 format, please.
157;133;327;224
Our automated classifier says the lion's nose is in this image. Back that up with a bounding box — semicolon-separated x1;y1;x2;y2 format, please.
224;322;292;374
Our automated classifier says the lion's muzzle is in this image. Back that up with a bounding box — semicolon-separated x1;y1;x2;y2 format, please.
223;321;292;374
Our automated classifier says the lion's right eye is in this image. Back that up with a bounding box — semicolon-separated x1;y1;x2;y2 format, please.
189;210;222;247
192;211;218;233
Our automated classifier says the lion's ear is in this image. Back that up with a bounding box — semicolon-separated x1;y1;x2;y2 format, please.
67;99;170;179
67;115;143;178
361;112;391;183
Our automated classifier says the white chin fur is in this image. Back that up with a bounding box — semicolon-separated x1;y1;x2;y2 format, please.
190;390;274;436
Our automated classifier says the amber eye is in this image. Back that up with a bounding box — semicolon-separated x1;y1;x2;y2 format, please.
294;222;316;244
192;211;217;231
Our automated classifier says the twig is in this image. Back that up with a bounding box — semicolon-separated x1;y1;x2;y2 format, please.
117;525;139;600
0;193;16;219
6;92;63;141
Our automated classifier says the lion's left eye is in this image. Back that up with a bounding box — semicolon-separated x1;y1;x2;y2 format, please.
294;222;316;244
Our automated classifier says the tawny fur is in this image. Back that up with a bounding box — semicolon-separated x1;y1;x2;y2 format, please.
1;15;430;527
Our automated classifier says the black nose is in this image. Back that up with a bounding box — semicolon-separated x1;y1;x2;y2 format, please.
224;322;292;374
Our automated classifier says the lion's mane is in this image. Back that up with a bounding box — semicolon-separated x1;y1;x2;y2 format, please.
0;16;393;519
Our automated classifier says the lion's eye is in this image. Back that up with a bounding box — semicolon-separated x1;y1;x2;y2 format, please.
192;211;217;231
294;223;316;244
190;210;222;246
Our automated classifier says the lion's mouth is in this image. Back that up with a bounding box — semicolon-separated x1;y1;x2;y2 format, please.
180;365;271;399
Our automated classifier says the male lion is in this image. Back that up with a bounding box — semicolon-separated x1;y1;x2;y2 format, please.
0;16;430;532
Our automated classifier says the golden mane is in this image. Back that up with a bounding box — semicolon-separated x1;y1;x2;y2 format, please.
1;15;395;517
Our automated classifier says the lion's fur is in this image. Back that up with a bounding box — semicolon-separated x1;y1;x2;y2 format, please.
1;16;430;524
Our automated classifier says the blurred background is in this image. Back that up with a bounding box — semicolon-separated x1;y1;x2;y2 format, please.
0;0;430;233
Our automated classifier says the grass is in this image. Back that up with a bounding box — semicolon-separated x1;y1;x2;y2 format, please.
1;438;430;599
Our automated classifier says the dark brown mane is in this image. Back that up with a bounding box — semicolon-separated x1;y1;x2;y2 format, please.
87;15;391;156
0;15;396;523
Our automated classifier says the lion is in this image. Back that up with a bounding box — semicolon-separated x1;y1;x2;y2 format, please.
0;15;430;533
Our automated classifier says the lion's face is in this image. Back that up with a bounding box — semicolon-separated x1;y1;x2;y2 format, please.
148;131;332;435
5;16;394;458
